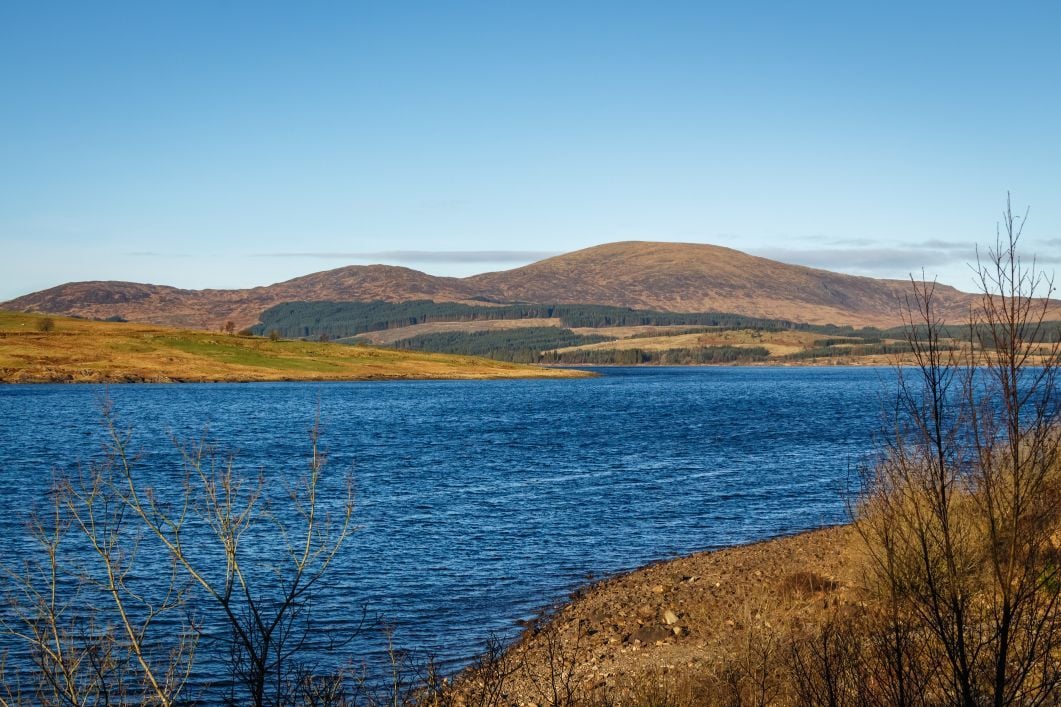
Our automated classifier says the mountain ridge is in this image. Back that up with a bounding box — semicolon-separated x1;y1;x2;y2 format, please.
0;241;1022;330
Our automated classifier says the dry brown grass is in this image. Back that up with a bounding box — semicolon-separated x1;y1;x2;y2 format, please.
568;325;718;339
0;311;590;383
553;329;822;356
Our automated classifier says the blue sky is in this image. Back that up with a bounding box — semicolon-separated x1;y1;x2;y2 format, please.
2;1;1059;300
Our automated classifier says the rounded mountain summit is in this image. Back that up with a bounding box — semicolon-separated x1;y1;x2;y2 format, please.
3;242;992;330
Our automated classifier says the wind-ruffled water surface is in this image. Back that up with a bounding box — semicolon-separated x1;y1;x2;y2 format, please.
0;366;893;687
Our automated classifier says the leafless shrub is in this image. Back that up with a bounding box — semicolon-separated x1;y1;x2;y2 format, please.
2;437;196;705
703;603;787;707
591;669;712;707
521;612;587;707
787;613;859;707
1;401;357;705
786;606;919;707
450;634;524;707
851;195;1061;706
779;572;840;597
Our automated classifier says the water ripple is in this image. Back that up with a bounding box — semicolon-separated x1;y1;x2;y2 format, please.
0;366;890;690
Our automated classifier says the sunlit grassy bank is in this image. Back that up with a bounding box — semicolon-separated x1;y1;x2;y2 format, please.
0;311;589;383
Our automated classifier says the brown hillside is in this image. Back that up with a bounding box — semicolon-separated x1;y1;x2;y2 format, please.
5;241;1034;330
3;265;475;331
467;241;980;326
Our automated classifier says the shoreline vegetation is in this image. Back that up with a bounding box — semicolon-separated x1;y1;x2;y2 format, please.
0;311;590;383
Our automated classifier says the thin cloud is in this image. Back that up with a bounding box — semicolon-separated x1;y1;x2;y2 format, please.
253;250;559;264
753;246;974;272
769;236;970;252
1026;252;1061;264
920;239;972;250
755;241;1061;273
824;237;878;247
967;241;1061;265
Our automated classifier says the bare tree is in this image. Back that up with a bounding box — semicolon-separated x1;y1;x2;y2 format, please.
3;426;196;705
2;399;356;706
854;195;1061;706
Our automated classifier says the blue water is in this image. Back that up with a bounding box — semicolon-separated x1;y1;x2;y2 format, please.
0;366;892;692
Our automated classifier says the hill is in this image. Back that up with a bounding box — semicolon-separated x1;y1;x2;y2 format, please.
1;265;475;332
0;311;587;383
467;241;980;325
1;241;1029;330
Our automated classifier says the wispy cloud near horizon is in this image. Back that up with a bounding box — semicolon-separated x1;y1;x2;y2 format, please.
752;238;1061;277
252;250;560;264
751;239;974;273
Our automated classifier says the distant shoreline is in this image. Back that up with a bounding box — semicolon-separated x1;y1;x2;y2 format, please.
0;371;594;385
542;359;898;368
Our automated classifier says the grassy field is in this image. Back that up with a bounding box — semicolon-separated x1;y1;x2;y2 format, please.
558;328;826;356
552;328;915;364
0;311;589;383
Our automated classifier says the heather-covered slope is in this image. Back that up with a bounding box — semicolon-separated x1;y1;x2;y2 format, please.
2;265;475;331
3;241;1010;330
467;241;979;325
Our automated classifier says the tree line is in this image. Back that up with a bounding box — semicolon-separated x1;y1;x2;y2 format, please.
384;327;610;363
539;345;771;365
251;300;867;341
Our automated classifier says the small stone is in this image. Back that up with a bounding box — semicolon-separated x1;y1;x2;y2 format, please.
651;584;665;594
633;625;672;644
663;609;679;625
672;626;683;636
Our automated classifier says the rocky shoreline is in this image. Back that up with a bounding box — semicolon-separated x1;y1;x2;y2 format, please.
456;525;860;705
